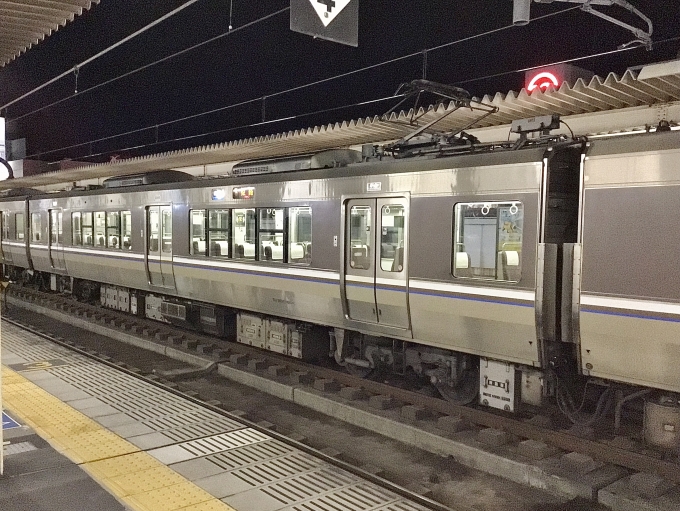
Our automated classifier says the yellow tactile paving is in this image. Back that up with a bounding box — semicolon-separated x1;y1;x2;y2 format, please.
84;452;162;480
1;365;236;511
124;482;218;511
108;466;192;497
178;500;238;511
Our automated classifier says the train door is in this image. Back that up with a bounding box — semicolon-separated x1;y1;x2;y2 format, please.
48;209;66;271
343;197;410;329
146;205;175;288
0;211;9;264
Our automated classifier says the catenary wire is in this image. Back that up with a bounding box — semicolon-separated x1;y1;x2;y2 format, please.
12;4;578;125
455;35;680;87
30;93;408;160
20;5;581;160
0;0;203;112
6;7;292;124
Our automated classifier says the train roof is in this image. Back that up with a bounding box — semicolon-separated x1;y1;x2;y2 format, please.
2;59;679;193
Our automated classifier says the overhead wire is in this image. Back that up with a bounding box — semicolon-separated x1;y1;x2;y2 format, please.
15;2;656;162
47;93;408;161
0;0;204;112
10;3;578;127
6;6;292;125
455;35;680;87
21;4;585;161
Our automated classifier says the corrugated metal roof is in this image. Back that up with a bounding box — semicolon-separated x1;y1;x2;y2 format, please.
0;0;100;66
4;60;680;190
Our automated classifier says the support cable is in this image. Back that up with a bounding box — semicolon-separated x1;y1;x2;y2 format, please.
0;0;203;112
7;7;291;125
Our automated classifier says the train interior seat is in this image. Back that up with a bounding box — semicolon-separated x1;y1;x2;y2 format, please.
351;245;370;269
289;242;305;261
391;246;404;272
210;241;221;256
264;245;272;260
455;251;472;278
149;238;159;251
98;236;105;247
499;250;521;281
192;239;206;254
110;236;118;248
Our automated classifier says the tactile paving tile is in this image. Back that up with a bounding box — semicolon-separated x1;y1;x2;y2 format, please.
107;466;190;497
123;481;217;511
2;321;429;511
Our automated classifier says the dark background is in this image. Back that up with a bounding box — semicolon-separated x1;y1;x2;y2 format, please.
0;0;678;163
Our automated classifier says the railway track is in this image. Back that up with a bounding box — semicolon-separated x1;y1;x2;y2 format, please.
5;284;680;492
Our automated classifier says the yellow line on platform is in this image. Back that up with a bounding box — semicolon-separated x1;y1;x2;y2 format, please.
2;366;236;511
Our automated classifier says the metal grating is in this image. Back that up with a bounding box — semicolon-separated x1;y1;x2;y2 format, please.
0;1;100;67
232;454;326;488
4;321;432;511
173;428;271;459
260;467;355;506
3;441;38;456
4;60;680;192
207;440;300;471
287;483;416;511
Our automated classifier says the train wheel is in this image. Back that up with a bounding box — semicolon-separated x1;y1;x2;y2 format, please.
434;367;479;405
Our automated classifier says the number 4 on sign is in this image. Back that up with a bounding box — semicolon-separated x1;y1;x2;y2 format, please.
309;0;351;26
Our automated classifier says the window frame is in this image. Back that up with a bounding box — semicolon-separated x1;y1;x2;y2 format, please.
451;201;524;283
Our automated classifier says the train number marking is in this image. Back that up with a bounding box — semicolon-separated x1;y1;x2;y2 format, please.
9;359;68;372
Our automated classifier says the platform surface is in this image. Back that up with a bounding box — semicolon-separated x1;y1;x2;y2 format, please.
1;320;428;511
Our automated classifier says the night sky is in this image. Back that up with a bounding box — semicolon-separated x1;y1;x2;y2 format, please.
0;0;678;163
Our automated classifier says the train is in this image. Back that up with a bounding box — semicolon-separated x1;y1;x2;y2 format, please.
1;120;679;446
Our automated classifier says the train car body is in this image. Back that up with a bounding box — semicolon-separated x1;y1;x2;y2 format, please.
2;128;679;435
577;131;680;394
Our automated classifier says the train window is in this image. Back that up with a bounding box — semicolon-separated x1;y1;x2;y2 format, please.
161;208;172;253
94;211;106;247
31;213;42;242
82;212;93;246
190;210;206;255
208;209;230;257
288;207;312;264
380;204;405;272
349;205;371;270
452;202;523;282
258;208;284;262
232;208;255;260
50;210;62;244
2;212;9;240
122;211;132;250
15;213;25;241
106;212;121;248
72;213;82;245
148;208;160;252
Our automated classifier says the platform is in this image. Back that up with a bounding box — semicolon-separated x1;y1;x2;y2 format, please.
0;320;430;511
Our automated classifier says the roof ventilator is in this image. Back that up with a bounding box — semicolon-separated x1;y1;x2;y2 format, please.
231;149;362;176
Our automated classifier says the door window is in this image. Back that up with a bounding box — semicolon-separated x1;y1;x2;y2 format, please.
380;204;405;272
349;205;371;270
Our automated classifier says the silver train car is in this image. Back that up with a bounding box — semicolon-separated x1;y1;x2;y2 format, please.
1;128;679;440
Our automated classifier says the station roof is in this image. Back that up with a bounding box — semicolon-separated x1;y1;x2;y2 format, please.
2;58;680;191
0;0;100;67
